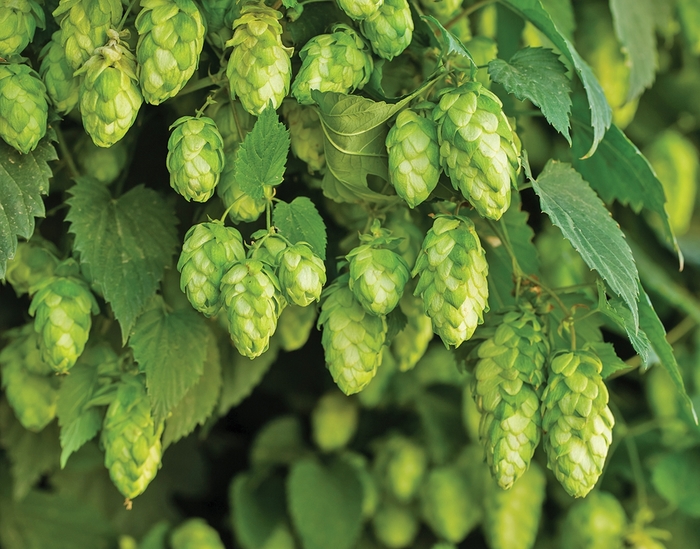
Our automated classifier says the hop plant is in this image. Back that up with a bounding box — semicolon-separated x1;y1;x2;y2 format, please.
277;243;327;307
76;30;143;148
311;391;359;452
170;518;226;549
277;303;317;352
471;305;548;489
177;222;246;317
336;0;383;21
541;350;615;498
375;435;428;503
225;4;293;115
433;82;519;220
74;134;128;185
386;108;441;208
102;374;163;501
291;25;373;106
412;215;489;348
372;503;420;549
282;100;326;173
391;290;433;371
5;239;59;296
135;0;205;105
0;0;45;57
360;0;414;60
384;207;425;270
0;62;48;154
39;31;80;115
560;491;628;549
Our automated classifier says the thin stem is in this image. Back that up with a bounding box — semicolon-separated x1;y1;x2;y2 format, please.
445;0;498;30
54;125;79;179
195;94;217;118
178;74;220;98
117;0;138;32
266;198;272;231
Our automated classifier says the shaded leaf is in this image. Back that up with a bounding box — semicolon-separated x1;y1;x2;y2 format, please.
250;415;308;467
422;16;477;76
651;449;700;516
58;410;102;470
273;197;327;260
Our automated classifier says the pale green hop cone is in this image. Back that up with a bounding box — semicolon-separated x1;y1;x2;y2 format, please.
0;323;53;376
74;134;128;184
277;243;327;307
0;62;48;154
277;303;317;351
391;290;433;371
311;391;359;452
171;518;226;549
560;491;627;549
0;0;45;57
360;0;413;60
282;100;325;172
177;222;246;317
541;350;615;498
375;435;428;503
135;0;205;105
39;31;80;115
102;374;163;501
5;239;59;296
336;0;383;21
412;215;489;348
372;503;420;549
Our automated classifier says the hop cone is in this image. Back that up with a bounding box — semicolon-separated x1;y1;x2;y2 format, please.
472;306;548;489
372;503;419;549
391;290;433;371
311;391;359;452
385;207;425;269
386;108;441;208
39;31;80;114
221;259;283;359
0;63;48;154
541;350;615;498
53;0;122;70
76;30;143;147
225;4;293;115
360;0;413;60
5;239;59;296
282;100;325;172
199;0;238;49
337;0;382;21
102;374;163;500
318;284;387;395
412;215;489;348
0;0;45;57
560;491;627;549
171;518;226;549
135;0;205;105
434;82;519;220
277;303;317;352
376;435;428;503
291;25;373;105
177;222;246;317
75;134;128;184
277;243;326;307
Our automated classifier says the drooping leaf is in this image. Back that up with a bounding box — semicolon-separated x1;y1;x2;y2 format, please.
66;178;178;343
601;295;653;369
59;410;102;470
541;0;575;40
422;16;477;76
651;449;700;516
273;197;327;259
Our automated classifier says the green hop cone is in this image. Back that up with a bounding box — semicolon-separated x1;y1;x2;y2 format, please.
5;239;59;296
0;63;48;154
391;290;433;371
53;0;123;70
318;283;387;395
360;0;413;60
386;108;441;208
412;215;489;348
433;82;519;220
177;222;246;317
384;208;425;269
218;170;267;223
170;518;226;549
225;4;293;115
282;100;326;172
102;374;163;501
541;350;615;498
135;0;205;105
199;0;238;50
372;503;420;549
419;0;462;21
291;25;373;106
277;303;317;351
167;116;225;202
0;0;45;57
0;323;53;376
472;305;548;489
39;31;81;115
375;435;428;503
74;134;128;185
76;30;143;148
311;391;359;452
336;0;382;21
560;491;628;549
277;243;327;307
220;259;283;359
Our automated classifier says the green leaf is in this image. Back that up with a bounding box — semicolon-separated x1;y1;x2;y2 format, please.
651;448;700;516
421;16;477;77
138;521;171;549
0;136;56;279
273;197;328;260
678;0;700;55
66;178;178;343
488;47;572;143
541;0;575;40
250;415;308;468
130;298;210;424
59;410;102;470
501;0;612;157
610;0;656;101
235;106;290;201
588;341;628;379
531;161;640;329
287;457;364;549
600;294;653;369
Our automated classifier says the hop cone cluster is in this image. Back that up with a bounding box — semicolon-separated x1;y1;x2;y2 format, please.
337;0;382;21
311;391;359;452
391;291;433;371
225;4;293;115
39;31;80;115
433;82;519;220
277;243;326;307
541;350;615;498
386;108;441;208
282;100;326;172
413;215;489;348
5;239;59;296
177;222;246;317
291;25;373;105
102;374;163;500
471;306;548;489
171;518;226;549
0;0;45;56
135;0;205;105
167;116;225;202
560;491;628;549
0;63;48;154
360;0;413;60
318;284;387;395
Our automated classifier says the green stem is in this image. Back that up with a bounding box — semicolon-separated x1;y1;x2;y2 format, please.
195;94;217;118
117;0;138;32
445;0;498;30
178;74;221;98
54;125;79;179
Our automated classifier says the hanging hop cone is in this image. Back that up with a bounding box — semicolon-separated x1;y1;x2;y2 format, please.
471;305;548;489
177;222;246;317
360;0;413;60
386;107;441;208
135;0;205;105
412;214;489;348
0;62;48;154
0;0;45;57
541;349;615;498
311;391;359;452
277;243;327;307
282;100;326;173
277;303;317;352
433;82;519;220
170;518;226;549
336;0;383;21
39;31;80;115
5;239;59;296
102;373;163;500
75;134;128;185
560;491;628;549
391;290;433;371
291;24;373;106
225;4;293;115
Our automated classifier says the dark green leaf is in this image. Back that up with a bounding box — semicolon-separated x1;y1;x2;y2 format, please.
421;16;477;76
273;197;327;259
601;295;653;368
588;341;628;379
250;416;308;467
139;521;171;549
651;449;700;516
59;410;101;470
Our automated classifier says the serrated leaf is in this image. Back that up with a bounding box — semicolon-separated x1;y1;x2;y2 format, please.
651;449;700;517
421;16;477;76
130;298;210;424
273;197;327;260
235;107;290;201
488;47;572;143
541;0;575;40
59;410;102;469
531;161;639;329
56;362;99;429
587;341;628;379
385;307;408;343
601;295;653;369
66;178;178;343
0;136;57;279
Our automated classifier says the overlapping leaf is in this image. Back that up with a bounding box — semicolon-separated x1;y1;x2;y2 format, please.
274;197;327;259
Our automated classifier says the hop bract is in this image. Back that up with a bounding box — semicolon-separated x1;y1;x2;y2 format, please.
39;31;80;115
360;0;413;60
167;116;225;202
0;63;48;154
336;0;383;21
282;100;326;172
171;518;226;549
135;0;205;105
277;243;326;307
434;82;519;220
0;0;45;57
